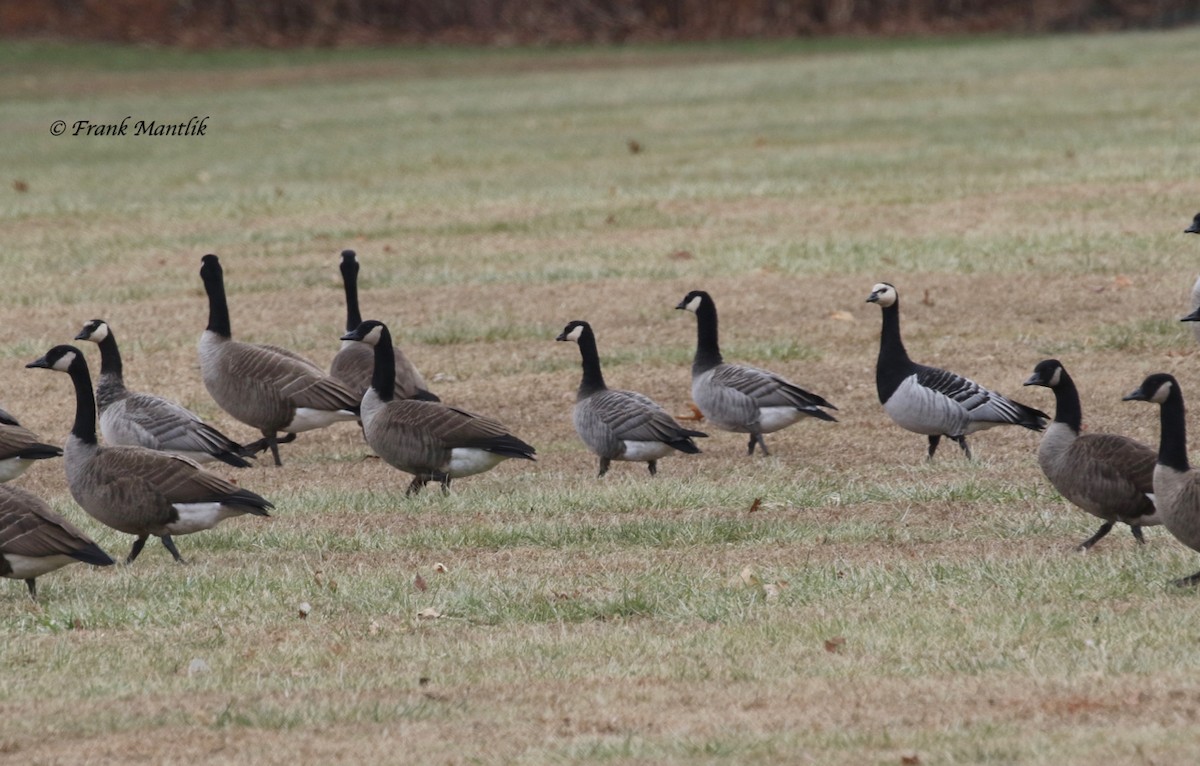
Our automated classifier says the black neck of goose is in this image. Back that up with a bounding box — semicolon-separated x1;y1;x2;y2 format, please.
1049;371;1083;433
692;299;723;373
95;332;123;380
371;327;397;402
342;263;362;332
1157;388;1190;472
67;358;100;446
574;328;607;398
875;300;912;403
202;266;233;339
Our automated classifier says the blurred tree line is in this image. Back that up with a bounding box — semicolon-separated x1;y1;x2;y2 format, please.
2;0;1198;46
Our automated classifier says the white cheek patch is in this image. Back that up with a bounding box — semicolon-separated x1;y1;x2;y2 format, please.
1048;367;1062;387
684;295;702;313
363;325;383;346
564;325;584;343
1151;381;1173;404
91;323;110;342
53;351;78;372
870;284;896;307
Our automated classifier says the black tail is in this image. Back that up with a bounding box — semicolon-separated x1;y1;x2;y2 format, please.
70;541;116;567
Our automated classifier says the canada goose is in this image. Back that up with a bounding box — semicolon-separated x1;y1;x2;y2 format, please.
556;320;706;477
0;407;61;482
1182;213;1200;341
867;282;1047;460
675;290;836;456
1;484;114;600
1023;359;1158;549
198;254;360;466
342;320;535;494
27;345;273;564
74;319;255;468
330;250;438;403
1123;373;1200;586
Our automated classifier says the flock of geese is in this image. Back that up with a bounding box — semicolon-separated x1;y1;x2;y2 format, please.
4;214;1200;600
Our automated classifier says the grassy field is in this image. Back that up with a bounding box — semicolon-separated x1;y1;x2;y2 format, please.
3;28;1200;764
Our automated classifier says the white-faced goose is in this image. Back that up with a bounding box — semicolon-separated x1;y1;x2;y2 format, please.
0;407;61;482
27;345;273;565
0;484;114;600
556;320;706;477
675;290;836;456
342;320;535;494
198;254;360;466
75;319;256;468
1024;359;1159;550
330;250;437;403
1182;213;1200;339
1124;373;1200;586
867;282;1046;460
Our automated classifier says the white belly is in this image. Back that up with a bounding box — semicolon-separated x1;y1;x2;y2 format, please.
757;406;805;434
165;502;240;535
284;407;358;433
619;441;675;462
2;553;77;579
446;448;507;478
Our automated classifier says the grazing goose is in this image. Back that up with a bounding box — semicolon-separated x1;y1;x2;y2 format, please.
675;290;836;456
1123;373;1200;586
198;254;360;466
342;320;535;494
0;408;61;482
330;250;438;403
1024;359;1159;549
27;345;273;564
867;282;1047;460
1;484;114;600
556;320;706;477
75;319;255;468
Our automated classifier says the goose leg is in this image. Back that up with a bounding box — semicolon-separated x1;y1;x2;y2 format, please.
1130;525;1146;544
1077;522;1114;551
240;432;296;459
438;476;452;495
598;458;611;478
748;433;769;457
160;536;186;564
951;435;972;460
1172;570;1200;588
126;535;149;564
261;430;283;467
24;578;37;601
405;476;427;496
647;460;658;477
926;435;941;460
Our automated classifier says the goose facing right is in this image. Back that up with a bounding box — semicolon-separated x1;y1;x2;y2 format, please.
557;320;706;477
27;345;273;565
198;254;360;466
342;320;536;495
1124;373;1200;586
867;282;1047;460
1023;359;1158;550
0;484;114;600
330;250;437;403
0;408;61;483
75;319;254;468
675;290;836;456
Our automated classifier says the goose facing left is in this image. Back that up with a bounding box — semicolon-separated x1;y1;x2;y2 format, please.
27;345;273;565
342;320;536;495
1124;373;1200;586
1;484;114;600
676;290;836;456
557;320;706;477
0;407;61;483
867;282;1047;460
1182;212;1200;343
75;319;255;468
1023;359;1159;550
198;254;360;466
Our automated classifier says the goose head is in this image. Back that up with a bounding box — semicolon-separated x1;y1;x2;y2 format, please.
1024;359;1064;389
556;320;591;343
342;320;387;347
74;319;110;344
1123;373;1178;405
866;282;897;308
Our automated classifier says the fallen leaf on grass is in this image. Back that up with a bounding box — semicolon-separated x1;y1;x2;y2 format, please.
824;636;846;653
677;403;705;422
828;310;855;322
298;602;311;619
739;565;762;589
416;608;442;620
433;562;448;573
414;574;428;592
13;180;29;193
901;755;921;765
747;498;762;514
